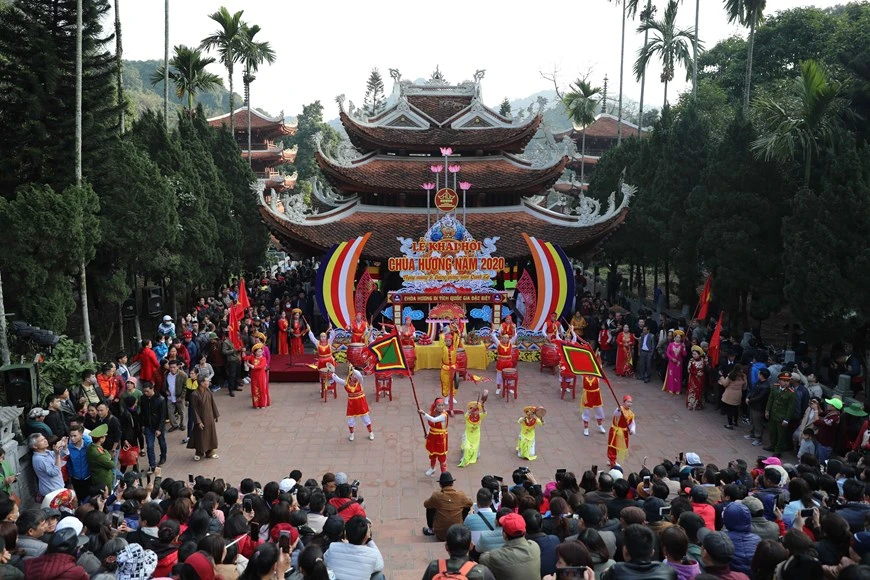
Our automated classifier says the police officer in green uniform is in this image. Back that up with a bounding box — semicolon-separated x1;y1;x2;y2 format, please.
764;372;796;455
86;424;115;491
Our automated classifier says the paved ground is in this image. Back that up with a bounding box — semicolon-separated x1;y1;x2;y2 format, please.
156;364;775;579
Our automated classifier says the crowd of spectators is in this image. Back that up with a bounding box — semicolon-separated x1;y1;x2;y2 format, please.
418;452;870;580
0;467;382;579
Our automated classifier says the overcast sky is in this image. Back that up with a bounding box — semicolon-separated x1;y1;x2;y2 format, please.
117;0;846;119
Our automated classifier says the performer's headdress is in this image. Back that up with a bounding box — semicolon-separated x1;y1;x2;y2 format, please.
251;343;264;352
430;397;445;415
673;330;685;338
623;395;633;403
291;308;302;315
523;405;537;414
467;401;481;410
691;345;705;356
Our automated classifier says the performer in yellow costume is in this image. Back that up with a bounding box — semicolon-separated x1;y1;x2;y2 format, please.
440;334;458;400
516;406;544;461
458;400;486;467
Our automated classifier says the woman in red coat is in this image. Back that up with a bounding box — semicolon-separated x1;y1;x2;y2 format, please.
243;344;271;409
276;312;289;355
615;325;636;377
133;340;160;385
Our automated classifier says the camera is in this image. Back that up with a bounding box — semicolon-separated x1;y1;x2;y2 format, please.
351;480;360;499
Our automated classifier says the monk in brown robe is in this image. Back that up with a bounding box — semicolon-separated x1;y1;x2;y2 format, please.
187;376;220;461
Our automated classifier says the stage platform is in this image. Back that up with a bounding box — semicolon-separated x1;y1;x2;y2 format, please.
270;354;319;383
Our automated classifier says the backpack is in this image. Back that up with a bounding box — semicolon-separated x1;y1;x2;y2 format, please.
433;560;476;579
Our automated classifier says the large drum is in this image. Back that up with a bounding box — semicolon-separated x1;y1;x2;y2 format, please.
402;344;417;374
347;343;366;368
456;348;468;380
512;345;519;367
540;343;559;372
502;368;518;400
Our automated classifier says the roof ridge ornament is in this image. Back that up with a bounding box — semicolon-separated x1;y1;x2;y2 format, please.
335;94;346;114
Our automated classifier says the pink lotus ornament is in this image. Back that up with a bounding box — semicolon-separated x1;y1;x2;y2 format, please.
459;181;472;191
448;164;461;173
421;182;436;190
429;165;443;173
439;147;453;156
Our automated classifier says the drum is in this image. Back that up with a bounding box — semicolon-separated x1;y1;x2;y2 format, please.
456;348;468;378
511;345;519;366
541;343;559;368
402;344;417;373
347;343;365;368
319;368;330;387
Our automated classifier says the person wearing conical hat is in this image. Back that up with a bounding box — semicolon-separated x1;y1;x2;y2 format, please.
458;399;486;468
686;345;707;411
517;406;543;461
243;343;271;409
663;330;687;395
418;398;449;476
607;395;636;468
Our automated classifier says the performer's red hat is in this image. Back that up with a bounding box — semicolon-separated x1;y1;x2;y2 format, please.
430;397;445;415
623;395;633;403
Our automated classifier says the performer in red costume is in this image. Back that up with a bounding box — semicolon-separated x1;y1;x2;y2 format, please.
418;398;449;476
615;325;636;377
500;316;516;341
491;328;516;396
331;365;374;441
399;316;416;347
276;312;289;355
350;313;369;343
607;395;637;467
544;312;563;343
308;326;336;370
243;344;271;409
289;309;308;356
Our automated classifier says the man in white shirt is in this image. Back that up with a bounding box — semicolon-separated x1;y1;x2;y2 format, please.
463;488;497;544
324;515;384;580
29;433;66;498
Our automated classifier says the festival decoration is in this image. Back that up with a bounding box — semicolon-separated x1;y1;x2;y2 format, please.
708;311;724;366
697;274;713;321
521;234;575;332
354;271;375;318
560;343;604;378
315;234;371;329
368;332;409;374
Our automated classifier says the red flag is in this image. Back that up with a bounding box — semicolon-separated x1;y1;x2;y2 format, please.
697;274;712;321
559;342;604;377
228;304;242;349
238;278;251;312
708;311;723;367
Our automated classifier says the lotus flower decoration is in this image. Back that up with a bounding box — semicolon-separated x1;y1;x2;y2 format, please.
430;165;443;173
439;147;453;156
448;164;461;173
421;182;436;190
459;181;472;191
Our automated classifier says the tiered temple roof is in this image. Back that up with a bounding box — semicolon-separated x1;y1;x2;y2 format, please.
208;107;297;193
259;71;631;260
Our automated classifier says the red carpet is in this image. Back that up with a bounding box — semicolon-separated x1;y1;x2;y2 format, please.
270;354;320;383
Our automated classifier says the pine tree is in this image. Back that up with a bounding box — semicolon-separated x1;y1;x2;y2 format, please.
499;97;512;117
0;0;120;196
363;67;386;118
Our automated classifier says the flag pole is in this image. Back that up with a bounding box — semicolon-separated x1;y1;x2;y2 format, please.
406;373;428;438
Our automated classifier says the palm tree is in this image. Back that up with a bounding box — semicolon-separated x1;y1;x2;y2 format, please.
723;0;766;116
606;0;639;145
562;79;602;187
163;0;169;130
634;0;698;106
150;45;224;114
752;59;845;187
636;0;656;136
239;23;276;165
200;7;244;136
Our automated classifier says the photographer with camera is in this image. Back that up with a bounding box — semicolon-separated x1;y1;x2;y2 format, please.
327;482;366;524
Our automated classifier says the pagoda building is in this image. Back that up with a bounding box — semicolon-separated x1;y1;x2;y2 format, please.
553;113;650;193
207;107;298;193
258;71;632;261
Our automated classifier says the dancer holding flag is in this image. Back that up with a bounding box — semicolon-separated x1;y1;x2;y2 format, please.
331;364;374;441
419;398;449;476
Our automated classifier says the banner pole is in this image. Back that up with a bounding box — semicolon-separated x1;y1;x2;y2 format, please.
407;373;428;438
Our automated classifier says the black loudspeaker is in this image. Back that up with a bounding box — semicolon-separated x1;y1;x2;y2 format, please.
144;287;164;317
0;364;38;407
122;294;137;320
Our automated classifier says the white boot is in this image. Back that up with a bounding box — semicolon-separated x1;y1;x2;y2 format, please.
348;432;355;441
598;424;606;434
583;428;589;437
425;467;436;477
368;431;374;440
